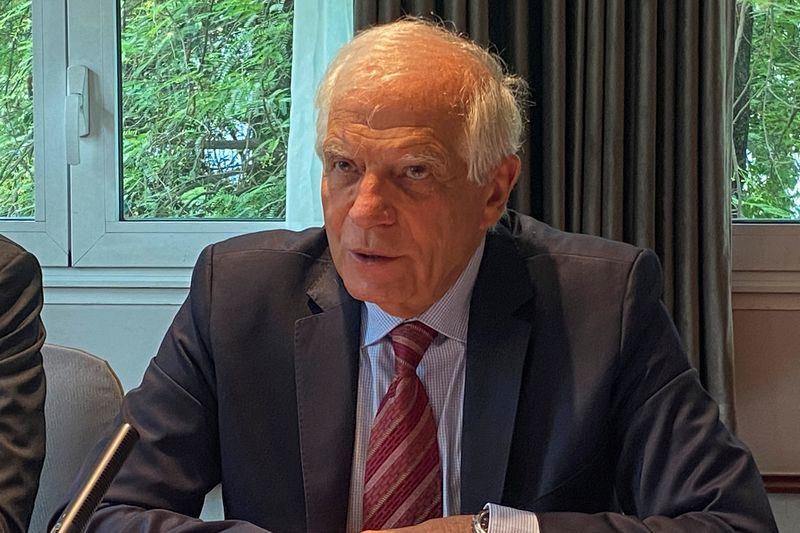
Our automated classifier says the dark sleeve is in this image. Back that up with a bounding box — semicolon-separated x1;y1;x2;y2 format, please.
51;245;269;532
0;239;46;533
537;250;777;532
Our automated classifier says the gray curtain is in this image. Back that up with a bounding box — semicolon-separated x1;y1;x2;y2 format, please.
354;0;737;429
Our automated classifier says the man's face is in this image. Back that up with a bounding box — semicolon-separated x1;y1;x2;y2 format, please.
321;75;509;318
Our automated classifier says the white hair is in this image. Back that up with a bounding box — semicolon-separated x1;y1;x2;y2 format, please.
314;18;527;185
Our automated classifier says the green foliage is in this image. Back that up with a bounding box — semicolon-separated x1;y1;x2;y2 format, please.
0;0;292;220
734;0;800;219
0;0;34;218
120;0;293;219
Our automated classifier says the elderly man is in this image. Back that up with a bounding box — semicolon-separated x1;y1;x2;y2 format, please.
62;19;776;532
0;235;46;533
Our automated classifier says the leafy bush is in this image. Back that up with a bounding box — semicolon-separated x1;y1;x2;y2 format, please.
120;0;293;219
0;0;34;218
0;0;292;220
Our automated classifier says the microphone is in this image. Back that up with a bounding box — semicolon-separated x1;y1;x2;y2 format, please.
50;423;139;533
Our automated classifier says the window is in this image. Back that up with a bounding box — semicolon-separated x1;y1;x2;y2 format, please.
0;0;352;267
731;1;800;284
733;0;800;221
0;0;69;265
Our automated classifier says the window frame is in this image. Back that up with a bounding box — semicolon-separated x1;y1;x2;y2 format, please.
67;0;291;268
0;0;69;266
731;223;800;314
732;223;800;273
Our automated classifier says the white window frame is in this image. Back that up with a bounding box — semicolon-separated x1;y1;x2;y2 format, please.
2;0;351;269
68;0;352;268
0;0;69;266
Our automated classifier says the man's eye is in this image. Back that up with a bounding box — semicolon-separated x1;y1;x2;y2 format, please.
404;165;429;180
333;160;356;173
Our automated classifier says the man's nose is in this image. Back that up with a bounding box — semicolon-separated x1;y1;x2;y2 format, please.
348;172;394;228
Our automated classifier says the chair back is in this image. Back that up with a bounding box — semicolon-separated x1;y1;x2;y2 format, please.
28;344;123;533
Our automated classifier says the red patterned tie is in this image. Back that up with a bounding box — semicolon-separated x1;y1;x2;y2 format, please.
362;321;442;530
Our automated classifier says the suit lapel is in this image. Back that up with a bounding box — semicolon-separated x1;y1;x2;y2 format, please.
294;259;361;532
461;224;535;512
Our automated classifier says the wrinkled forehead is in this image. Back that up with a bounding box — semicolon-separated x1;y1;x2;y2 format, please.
328;85;463;133
331;35;486;118
327;61;476;137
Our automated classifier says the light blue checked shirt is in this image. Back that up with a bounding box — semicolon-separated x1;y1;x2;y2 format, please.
346;239;540;533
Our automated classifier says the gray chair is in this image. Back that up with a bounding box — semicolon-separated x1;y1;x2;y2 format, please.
28;344;123;533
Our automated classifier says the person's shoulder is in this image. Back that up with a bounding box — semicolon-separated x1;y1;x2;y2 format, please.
0;235;43;311
500;210;644;266
202;226;330;264
0;233;30;258
0;234;40;272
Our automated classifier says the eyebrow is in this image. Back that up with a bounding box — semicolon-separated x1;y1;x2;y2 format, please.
398;152;442;163
321;133;449;174
397;152;446;173
321;142;443;160
320;141;351;160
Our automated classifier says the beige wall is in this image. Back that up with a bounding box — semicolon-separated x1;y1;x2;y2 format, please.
732;225;800;476
734;308;800;473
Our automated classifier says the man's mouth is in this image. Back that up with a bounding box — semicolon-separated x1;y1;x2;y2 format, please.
349;250;397;264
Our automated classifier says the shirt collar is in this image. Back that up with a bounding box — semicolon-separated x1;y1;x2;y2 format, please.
361;237;486;346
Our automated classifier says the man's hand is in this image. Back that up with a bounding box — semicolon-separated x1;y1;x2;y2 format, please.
361;515;473;533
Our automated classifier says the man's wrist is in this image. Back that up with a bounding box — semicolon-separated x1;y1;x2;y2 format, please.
479;503;540;533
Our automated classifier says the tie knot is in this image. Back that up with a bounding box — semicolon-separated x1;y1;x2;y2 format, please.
388;321;437;375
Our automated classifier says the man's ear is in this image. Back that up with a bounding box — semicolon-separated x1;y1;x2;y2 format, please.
480;154;521;229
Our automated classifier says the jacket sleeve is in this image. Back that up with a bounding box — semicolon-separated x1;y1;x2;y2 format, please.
50;245;270;532
536;249;777;532
0;240;46;533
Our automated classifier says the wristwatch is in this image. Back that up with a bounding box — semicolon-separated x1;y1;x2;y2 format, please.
472;507;490;533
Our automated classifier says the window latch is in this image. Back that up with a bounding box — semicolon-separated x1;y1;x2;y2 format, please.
66;65;90;165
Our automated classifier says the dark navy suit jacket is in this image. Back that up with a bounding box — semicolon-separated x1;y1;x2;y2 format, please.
59;212;776;532
0;236;46;533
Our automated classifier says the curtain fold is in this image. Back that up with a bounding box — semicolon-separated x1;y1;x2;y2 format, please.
354;0;737;428
284;0;352;229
